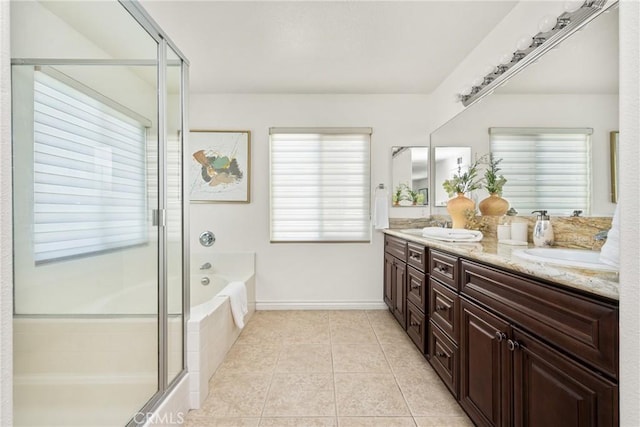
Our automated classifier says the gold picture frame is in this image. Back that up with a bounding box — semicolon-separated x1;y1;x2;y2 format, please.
189;130;251;203
610;131;619;203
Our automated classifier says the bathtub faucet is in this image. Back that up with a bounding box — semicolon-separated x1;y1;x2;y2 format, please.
200;262;212;270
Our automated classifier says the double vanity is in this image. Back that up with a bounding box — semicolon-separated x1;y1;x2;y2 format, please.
383;229;619;427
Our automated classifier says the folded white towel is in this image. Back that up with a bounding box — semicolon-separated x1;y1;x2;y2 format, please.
373;189;389;230
219;281;248;329
600;205;619;268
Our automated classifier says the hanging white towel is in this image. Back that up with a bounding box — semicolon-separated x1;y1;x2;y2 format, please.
600;204;619;268
373;188;389;229
219;281;248;329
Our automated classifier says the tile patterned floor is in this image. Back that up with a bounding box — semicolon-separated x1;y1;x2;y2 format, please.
184;310;473;427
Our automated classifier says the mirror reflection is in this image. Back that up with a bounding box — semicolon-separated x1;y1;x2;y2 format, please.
431;8;618;217
391;146;429;206
433;147;471;207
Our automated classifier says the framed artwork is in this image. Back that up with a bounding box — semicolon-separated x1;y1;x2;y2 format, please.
189;130;251;203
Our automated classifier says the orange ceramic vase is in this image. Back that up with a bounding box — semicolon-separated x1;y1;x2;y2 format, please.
478;193;509;216
447;193;475;229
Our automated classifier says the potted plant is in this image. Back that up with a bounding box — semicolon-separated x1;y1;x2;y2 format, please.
442;159;482;228
479;154;509;216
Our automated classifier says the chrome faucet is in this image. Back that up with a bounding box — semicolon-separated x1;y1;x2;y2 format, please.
200;262;212;270
571;210;583;217
594;230;608;241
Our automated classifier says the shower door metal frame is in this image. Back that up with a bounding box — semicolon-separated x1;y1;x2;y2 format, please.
119;1;191;424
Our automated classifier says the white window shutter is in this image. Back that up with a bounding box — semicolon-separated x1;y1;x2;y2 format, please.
33;69;149;263
270;128;372;242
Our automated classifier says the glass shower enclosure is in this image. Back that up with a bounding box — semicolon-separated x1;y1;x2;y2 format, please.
10;1;188;425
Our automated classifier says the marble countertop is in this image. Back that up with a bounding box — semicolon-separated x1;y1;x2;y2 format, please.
383;228;619;301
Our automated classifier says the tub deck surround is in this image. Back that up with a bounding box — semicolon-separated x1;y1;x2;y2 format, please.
383;229;619;301
188;252;256;409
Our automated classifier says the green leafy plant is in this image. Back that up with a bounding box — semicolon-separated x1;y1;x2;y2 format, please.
442;158;483;197
483;153;507;195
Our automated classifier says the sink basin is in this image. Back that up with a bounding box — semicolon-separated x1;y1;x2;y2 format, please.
513;248;618;272
401;227;483;242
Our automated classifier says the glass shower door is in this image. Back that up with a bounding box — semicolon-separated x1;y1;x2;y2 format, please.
11;1;164;425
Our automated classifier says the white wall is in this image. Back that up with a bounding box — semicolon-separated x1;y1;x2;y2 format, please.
431;93;618;216
189;94;431;308
0;0;13;424
618;1;640;424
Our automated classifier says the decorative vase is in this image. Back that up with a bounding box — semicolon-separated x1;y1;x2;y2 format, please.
479;193;509;216
447;193;476;229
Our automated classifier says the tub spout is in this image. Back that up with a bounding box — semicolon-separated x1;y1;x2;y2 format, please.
200;262;212;270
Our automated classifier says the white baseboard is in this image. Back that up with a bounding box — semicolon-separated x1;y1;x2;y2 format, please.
255;301;388;311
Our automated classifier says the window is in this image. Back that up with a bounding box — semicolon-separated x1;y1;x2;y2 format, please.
33;68;150;263
489;127;592;216
270;128;372;242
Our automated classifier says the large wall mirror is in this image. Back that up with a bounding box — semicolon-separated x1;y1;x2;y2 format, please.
431;6;618;217
392;146;430;206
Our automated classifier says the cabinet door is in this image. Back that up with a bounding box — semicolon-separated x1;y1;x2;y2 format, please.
512;328;618;427
393;259;407;329
383;252;394;309
460;299;511;427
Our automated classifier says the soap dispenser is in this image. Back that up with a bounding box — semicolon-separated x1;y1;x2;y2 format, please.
531;210;554;247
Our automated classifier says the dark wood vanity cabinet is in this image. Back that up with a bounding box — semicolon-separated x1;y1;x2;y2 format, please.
382;232;619;427
384;235;408;328
406;243;428;353
460;260;619;427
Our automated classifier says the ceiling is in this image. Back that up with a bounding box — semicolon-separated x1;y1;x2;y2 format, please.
140;1;517;94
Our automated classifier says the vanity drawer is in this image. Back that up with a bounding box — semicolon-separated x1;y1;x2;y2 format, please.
460;259;618;378
430;250;459;291
429;278;459;343
407;300;427;354
429;321;459;398
385;235;407;260
407;266;427;312
407;242;427;272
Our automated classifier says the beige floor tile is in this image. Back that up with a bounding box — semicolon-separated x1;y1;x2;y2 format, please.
381;340;430;371
334;373;410;416
183;417;260;427
263;373;336;417
282;322;332;344
287;310;332;323
329;310;369;323
371;321;414;345
200;373;272;417
217;343;281;373
394;367;464;417
332;344;390;373
237;321;286;345
413;417;474;427
330;324;378;344
276;343;333;373
338;417;416;427
365;309;395;323
259;417;338;426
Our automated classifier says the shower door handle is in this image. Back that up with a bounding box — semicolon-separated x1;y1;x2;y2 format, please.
152;209;166;227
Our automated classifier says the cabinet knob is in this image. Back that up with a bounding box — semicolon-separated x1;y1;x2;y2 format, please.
410;320;421;327
507;339;521;352
435;305;449;312
495;332;507;342
410;283;421;290
435;351;450;359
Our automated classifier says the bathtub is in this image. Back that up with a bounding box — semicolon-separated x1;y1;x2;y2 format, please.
187;252;256;408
